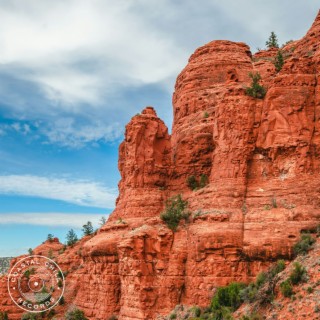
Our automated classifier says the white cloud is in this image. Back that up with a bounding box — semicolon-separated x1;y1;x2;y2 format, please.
0;175;117;208
42;118;123;148
0;213;107;228
0;0;185;106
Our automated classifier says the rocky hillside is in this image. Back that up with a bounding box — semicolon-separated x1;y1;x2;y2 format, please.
159;232;320;320
0;10;320;320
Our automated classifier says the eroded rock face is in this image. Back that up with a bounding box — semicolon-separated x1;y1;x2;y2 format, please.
110;106;171;221
1;10;320;320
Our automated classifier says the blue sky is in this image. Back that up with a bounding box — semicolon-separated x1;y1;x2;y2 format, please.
0;0;319;257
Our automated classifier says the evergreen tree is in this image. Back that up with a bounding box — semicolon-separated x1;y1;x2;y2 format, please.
66;229;78;246
245;72;266;99
28;248;33;255
266;31;279;49
47;234;54;242
99;216;106;226
82;221;94;236
274;50;284;72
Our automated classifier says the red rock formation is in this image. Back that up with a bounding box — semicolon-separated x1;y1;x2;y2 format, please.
1;10;320;320
110;106;171;221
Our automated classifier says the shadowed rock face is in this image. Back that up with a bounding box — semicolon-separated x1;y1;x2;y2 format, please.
1;10;320;320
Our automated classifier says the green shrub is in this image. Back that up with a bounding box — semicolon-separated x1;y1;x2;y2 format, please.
211;282;246;312
280;279;293;297
160;195;190;231
65;308;88;320
193;306;201;317
307;286;313;294
59;296;65;305
0;312;8;320
270;259;286;277
293;234;315;255
203;111;209;118
21;314;38;320
199;174;209;188
210;306;234;320
187;175;198;190
245;72;266;99
256;272;267;288
241;313;263;320
240;282;258;303
169;313;177;319
274;50;284;72
289;262;306;285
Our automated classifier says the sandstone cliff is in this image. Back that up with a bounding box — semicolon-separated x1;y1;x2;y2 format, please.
1;10;320;320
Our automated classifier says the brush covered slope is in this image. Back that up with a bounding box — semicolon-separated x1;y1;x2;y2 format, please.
0;10;320;320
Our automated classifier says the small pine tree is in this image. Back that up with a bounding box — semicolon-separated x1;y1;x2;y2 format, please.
99;216;107;226
28;248;33;255
266;31;279;49
274;50;284;72
245;72;266;99
66;229;78;246
82;221;94;236
47;234;54;242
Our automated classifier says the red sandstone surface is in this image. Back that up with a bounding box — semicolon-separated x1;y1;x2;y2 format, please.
1;10;320;320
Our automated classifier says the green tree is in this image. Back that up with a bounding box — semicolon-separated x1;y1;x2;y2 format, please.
82;221;94;236
266;31;279;49
47;234;54;242
245;72;266;99
66;229;78;246
160;194;190;231
99;216;107;226
274;50;284;72
28;248;33;255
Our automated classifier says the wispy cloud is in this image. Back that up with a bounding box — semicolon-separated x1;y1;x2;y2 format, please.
0;175;117;208
0;213;106;228
0;0;185;106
